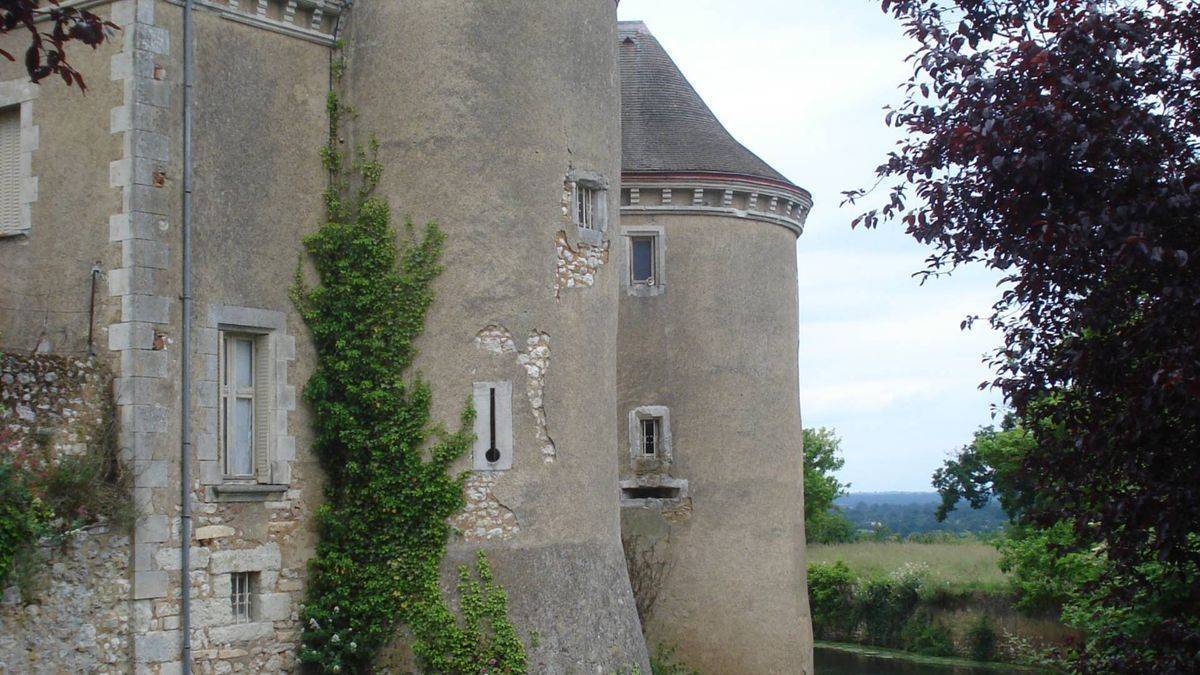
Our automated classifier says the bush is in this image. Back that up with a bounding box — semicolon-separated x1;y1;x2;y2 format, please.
807;561;858;640
965;614;998;662
649;644;698;675
857;566;923;646
901;611;957;657
0;459;49;589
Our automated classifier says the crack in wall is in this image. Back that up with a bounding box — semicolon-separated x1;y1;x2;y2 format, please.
474;325;557;463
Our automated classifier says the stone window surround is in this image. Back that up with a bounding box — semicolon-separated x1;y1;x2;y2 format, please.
568;168;610;247
621;224;666;297
0;78;39;238
199;304;296;502
471;380;513;471
627;404;672;468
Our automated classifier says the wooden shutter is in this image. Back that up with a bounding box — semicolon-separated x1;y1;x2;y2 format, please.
254;335;274;483
0;107;21;236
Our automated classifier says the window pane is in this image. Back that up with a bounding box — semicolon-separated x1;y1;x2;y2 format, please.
632;237;654;282
231;398;254;475
234;339;253;389
641;418;657;455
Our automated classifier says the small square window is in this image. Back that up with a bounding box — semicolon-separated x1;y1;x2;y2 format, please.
220;331;271;479
230;571;258;624
631;236;656;285
640;417;661;456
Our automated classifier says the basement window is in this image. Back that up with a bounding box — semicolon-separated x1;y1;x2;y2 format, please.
230;571;258;624
622;485;681;500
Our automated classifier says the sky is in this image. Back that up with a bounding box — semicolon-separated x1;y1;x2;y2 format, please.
616;0;1006;492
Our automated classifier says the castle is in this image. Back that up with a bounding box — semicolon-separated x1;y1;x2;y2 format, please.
0;2;813;673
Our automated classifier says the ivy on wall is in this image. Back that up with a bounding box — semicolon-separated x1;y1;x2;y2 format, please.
294;90;527;674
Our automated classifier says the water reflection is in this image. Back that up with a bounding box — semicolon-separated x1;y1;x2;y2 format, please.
815;646;1005;674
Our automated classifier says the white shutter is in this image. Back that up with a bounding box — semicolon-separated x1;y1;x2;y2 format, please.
0;107;21;236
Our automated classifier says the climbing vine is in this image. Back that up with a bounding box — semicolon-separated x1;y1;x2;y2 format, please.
294;89;526;674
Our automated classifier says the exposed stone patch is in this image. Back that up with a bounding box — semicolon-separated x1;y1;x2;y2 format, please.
516;331;556;462
450;473;520;542
0;528;132;673
0;353;109;460
0;354;128;674
474;325;517;354
555;231;608;297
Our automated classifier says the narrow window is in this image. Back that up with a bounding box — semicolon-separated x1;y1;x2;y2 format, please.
640;417;660;457
631;236;655;284
221;332;270;478
486;387;501;464
0;106;20;234
576;185;598;230
230;571;257;624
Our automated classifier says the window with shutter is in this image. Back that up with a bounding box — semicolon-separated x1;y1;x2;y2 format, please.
220;331;273;481
0;106;20;235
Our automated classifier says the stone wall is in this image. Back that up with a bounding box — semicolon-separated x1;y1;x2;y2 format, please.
0;352;133;673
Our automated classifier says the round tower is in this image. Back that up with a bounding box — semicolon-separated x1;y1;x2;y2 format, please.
615;21;815;674
342;3;648;672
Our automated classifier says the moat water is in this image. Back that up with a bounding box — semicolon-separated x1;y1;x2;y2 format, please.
814;646;1006;674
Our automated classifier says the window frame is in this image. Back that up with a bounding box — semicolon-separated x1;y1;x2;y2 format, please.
628;405;672;471
621;225;667;297
229;571;258;624
568;170;609;246
218;329;273;482
640;416;661;457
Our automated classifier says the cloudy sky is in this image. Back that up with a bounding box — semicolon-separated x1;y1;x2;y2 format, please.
616;0;1006;492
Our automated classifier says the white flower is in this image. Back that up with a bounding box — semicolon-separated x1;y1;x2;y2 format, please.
331;634;341;644
309;618;320;629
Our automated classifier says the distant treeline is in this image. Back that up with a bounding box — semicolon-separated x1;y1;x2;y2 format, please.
836;492;1007;537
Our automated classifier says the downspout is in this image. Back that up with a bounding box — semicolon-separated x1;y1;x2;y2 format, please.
180;0;195;671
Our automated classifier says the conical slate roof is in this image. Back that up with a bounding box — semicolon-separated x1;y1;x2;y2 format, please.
619;21;795;187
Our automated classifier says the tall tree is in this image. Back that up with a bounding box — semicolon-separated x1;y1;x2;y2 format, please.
1;1;116;91
803;427;854;543
851;1;1200;669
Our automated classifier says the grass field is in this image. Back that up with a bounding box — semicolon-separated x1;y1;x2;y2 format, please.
808;541;1008;593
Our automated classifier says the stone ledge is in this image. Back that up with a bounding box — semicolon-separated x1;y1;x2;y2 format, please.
207;483;289;503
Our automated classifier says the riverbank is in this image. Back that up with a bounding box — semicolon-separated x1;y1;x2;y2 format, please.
808;542;1076;669
816;641;1054;674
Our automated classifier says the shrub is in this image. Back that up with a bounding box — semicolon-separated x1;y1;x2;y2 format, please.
807;561;858;640
0;459;49;589
649;644;698;675
856;566;923;647
965;614;998;662
901;611;957;657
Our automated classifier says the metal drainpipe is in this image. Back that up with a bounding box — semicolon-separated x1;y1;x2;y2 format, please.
180;0;195;671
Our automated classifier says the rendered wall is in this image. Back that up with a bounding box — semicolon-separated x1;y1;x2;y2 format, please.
344;2;650;672
618;210;814;674
0;7;123;356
